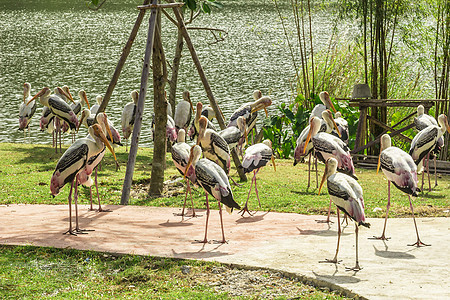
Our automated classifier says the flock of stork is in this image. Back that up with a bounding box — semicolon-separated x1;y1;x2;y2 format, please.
18;83;450;271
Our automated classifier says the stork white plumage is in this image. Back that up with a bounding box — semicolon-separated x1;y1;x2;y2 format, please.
50;124;118;235
239;139;276;216
78;108;96;130
19;82;37;141
121;90;139;151
174;91;194;132
373;134;429;247
73;89;91;116
188;102;216;140
184;145;241;243
309;91;337;121
89;95;103;116
318;158;370;271
333;111;349;145
201;104;216;121
409;114;450;192
171;129;196;217
218;116;247;154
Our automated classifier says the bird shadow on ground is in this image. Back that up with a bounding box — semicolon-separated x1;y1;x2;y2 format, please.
158;219;194;227
235;211;270;224
296;226;351;237
373;244;416;259
171;243;230;259
312;270;362;284
291;189;318;196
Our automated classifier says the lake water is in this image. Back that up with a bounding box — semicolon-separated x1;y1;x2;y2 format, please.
0;0;347;146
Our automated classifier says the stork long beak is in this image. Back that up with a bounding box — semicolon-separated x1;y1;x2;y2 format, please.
322;92;337;113
93;124;118;169
23;83;27;103
271;155;276;172
82;91;91;109
184;150;195;179
103;114;114;143
185;93;195;113
250;96;272;114
27;88;46;105
77;113;86;133
318;163;328;195
331;116;341;138
377;154;381;174
446;116;450;133
303;127;313;155
57;87;75;104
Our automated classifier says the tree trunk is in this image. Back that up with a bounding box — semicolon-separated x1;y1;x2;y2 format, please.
167;19;184;118
149;8;167;196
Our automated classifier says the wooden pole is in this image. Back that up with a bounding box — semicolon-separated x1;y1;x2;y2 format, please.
169;2;247;181
97;0;150;115
121;0;158;205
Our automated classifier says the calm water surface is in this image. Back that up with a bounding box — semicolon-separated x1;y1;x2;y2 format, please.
0;0;345;146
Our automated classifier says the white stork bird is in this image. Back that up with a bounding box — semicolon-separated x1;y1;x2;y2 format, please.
77;113;119;212
374;134;428;246
171;129;197;217
78;108;96;129
89;95;103;116
227;91;272;135
294;110;341;188
318;158;370;271
218;116;247;155
188;102;216;140
332;111;349;145
174;91;194;132
28;87;78;152
414;105;444;189
309;91;337;121
121;90;139;151
19;82;37;140
73;89;90;116
197;116;231;176
409;114;450;192
184;145;241;243
239;139;276;216
50;124;118;235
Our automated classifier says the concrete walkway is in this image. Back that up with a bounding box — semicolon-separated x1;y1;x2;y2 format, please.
1;204;448;299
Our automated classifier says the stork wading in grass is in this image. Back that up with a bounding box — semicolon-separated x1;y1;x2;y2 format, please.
318;158;370;271
184;145;240;243
409;114;450;192
51;124;118;235
19;82;37;141
374;134;428;246
239;139;276;216
171;129;197;217
121;90;139;151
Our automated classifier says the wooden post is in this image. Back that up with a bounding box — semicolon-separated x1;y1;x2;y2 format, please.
97;0;150;115
169;2;247;182
121;0;158;205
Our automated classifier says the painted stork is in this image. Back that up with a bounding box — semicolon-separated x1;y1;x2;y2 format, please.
227;91;272;134
19;82;37;140
239;139;276;216
77;113;119;212
78;108;96;130
333;111;349;145
201;104;216;121
73;89;90;116
373;134;429;247
409;114;450;192
151;113;177;144
197;116;231;176
309;91;337;121
318;158;370;271
188;101;216;140
184;145;241;243
294;110;341;188
174;91;194;132
414;105;444;189
89;95;103;116
171;129;196;217
218;116;247;154
50;124;117;235
121;90;139;150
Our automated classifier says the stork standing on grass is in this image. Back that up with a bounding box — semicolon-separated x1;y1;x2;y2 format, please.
174;91;194;132
318;158;370;271
239;139;276;216
413;105;444;189
184;145;241;243
19;82;37;141
375;134;429;246
409;114;450;192
50;124;118;235
121;90;139;151
171;129;197;217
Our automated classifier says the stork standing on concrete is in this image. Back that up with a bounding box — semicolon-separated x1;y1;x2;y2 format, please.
184;145;241;243
375;134;429;246
50;124;118;235
171;129;196;217
174;91;194;132
318;158;370;271
19;82;37;141
121;90;139;151
240;139;276;216
409;114;450;192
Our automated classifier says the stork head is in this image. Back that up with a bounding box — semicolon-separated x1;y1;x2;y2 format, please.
56;87;75;104
96;112;114;144
303;117;321;155
438;114;450;133
96;95;103;105
417;105;425;116
322;109;341;137
335;111;342;118
131;90;139;105
78;90;91;109
177;129;186;143
319;91;336;113
77;108;91;132
23;82;31;102
183;90;194;113
90;123;119;170
253;89;263;100
62;86;72;100
184;145;202;179
28;87;51;105
197;116;208;143
196;102;203;120
377;134;391;174
262;139;276;172
318;158;338;195
251;96;272;117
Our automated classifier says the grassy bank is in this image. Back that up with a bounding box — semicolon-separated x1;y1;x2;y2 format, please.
1;142;449;218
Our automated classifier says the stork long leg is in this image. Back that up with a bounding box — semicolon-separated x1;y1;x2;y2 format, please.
307;152;311;188
239;173;255;216
407;195;430;247
346;224;361;271
218;201;226;243
434;155;438;187
421;160;425;192
64;179;76;235
426;152;431;192
74;175;94;233
320;208;341;264
315;154;318;188
253;169;261;207
198;192;210;243
89;184;94;211
372;181;391;240
54;118;60;153
180;180;195;217
94;167;109;212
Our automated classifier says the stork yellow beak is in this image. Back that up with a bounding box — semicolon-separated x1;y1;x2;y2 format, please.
57;87;75;104
184;150;195;179
331;117;341;138
77;112;86;133
93;124;118;169
103;114;114;143
271;155;276;172
27;88;46;105
318;164;328;195
377;154;381;175
303;128;312;155
82;91;91;109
